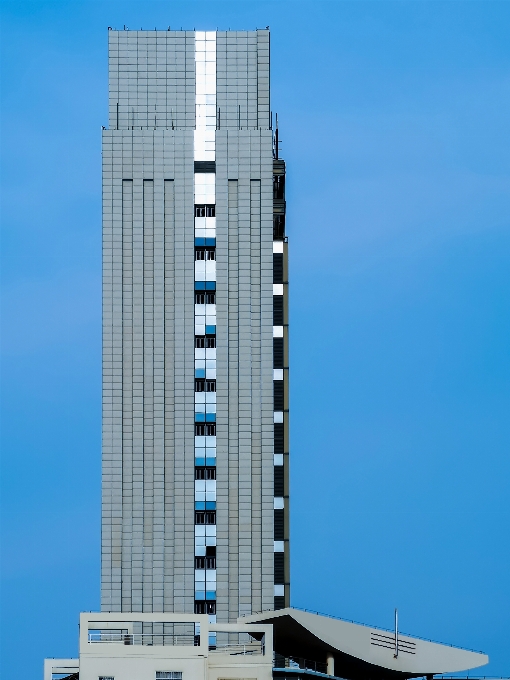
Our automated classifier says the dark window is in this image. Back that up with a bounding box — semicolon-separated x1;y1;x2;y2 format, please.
195;379;216;393
274;423;284;454
195;291;216;304
274;466;284;497
195;511;216;524
273;295;284;325
273;253;283;284
195;467;216;480
195;247;216;261
194;601;216;615
195;555;216;569
274;508;284;540
194;160;216;173
195;423;216;436
195;336;216;348
274;596;285;610
273;174;285;200
273;338;284;368
273;215;285;240
195;204;215;217
274;552;285;583
274;380;284;411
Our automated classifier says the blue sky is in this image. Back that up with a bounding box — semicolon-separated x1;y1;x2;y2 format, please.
1;1;509;677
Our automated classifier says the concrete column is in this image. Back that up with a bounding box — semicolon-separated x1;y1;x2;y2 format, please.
327;653;334;676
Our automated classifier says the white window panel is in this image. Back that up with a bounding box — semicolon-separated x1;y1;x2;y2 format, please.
205;359;216;370
205;480;216;494
195;173;215;203
273;284;284;295
205;216;216;229
205;569;216;580
274;541;284;552
195;348;206;360
205;525;216;537
195;480;206;493
274;585;285;597
195;359;206;370
195;261;206;279
195;228;206;238
195;324;206;336
274;497;284;510
195;216;206;229
274;369;284;381
273;241;284;253
195;189;215;204
205;436;216;447
195;491;206;502
205;448;216;458
205;304;216;316
205;348;216;360
205;368;216;379
205;536;216;547
195;392;206;405
205;260;216;280
195;525;206;537
273;326;283;337
205;228;216;239
205;392;216;404
274;454;284;466
194;173;215;193
195;544;206;556
205;403;216;414
205;314;216;326
195;436;206;448
194;131;215;161
195;569;206;582
274;411;284;423
195;304;205;316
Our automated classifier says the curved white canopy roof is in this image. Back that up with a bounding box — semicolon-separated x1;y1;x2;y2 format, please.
240;608;488;678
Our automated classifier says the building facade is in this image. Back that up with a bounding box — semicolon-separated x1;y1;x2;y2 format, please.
101;29;290;622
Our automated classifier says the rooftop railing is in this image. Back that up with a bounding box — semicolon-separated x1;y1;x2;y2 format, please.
88;632;198;646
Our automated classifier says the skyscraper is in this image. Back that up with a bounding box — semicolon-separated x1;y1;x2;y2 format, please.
101;29;289;622
44;27;489;680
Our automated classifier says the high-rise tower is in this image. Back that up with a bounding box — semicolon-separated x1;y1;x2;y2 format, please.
101;29;289;622
43;28;489;680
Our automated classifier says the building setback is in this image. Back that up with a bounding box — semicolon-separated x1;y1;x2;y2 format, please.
101;29;290;622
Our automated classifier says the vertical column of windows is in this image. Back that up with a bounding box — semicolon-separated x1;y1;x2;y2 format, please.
273;159;288;610
193;31;217;626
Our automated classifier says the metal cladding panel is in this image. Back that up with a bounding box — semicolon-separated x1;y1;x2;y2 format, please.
101;128;196;613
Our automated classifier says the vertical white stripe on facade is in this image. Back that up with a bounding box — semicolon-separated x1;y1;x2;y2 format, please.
194;31;217;610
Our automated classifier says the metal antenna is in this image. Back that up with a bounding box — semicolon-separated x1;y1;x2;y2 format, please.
394;608;399;658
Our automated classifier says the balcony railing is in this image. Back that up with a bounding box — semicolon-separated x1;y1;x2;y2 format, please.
210;641;264;656
88;632;198;646
274;655;328;675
